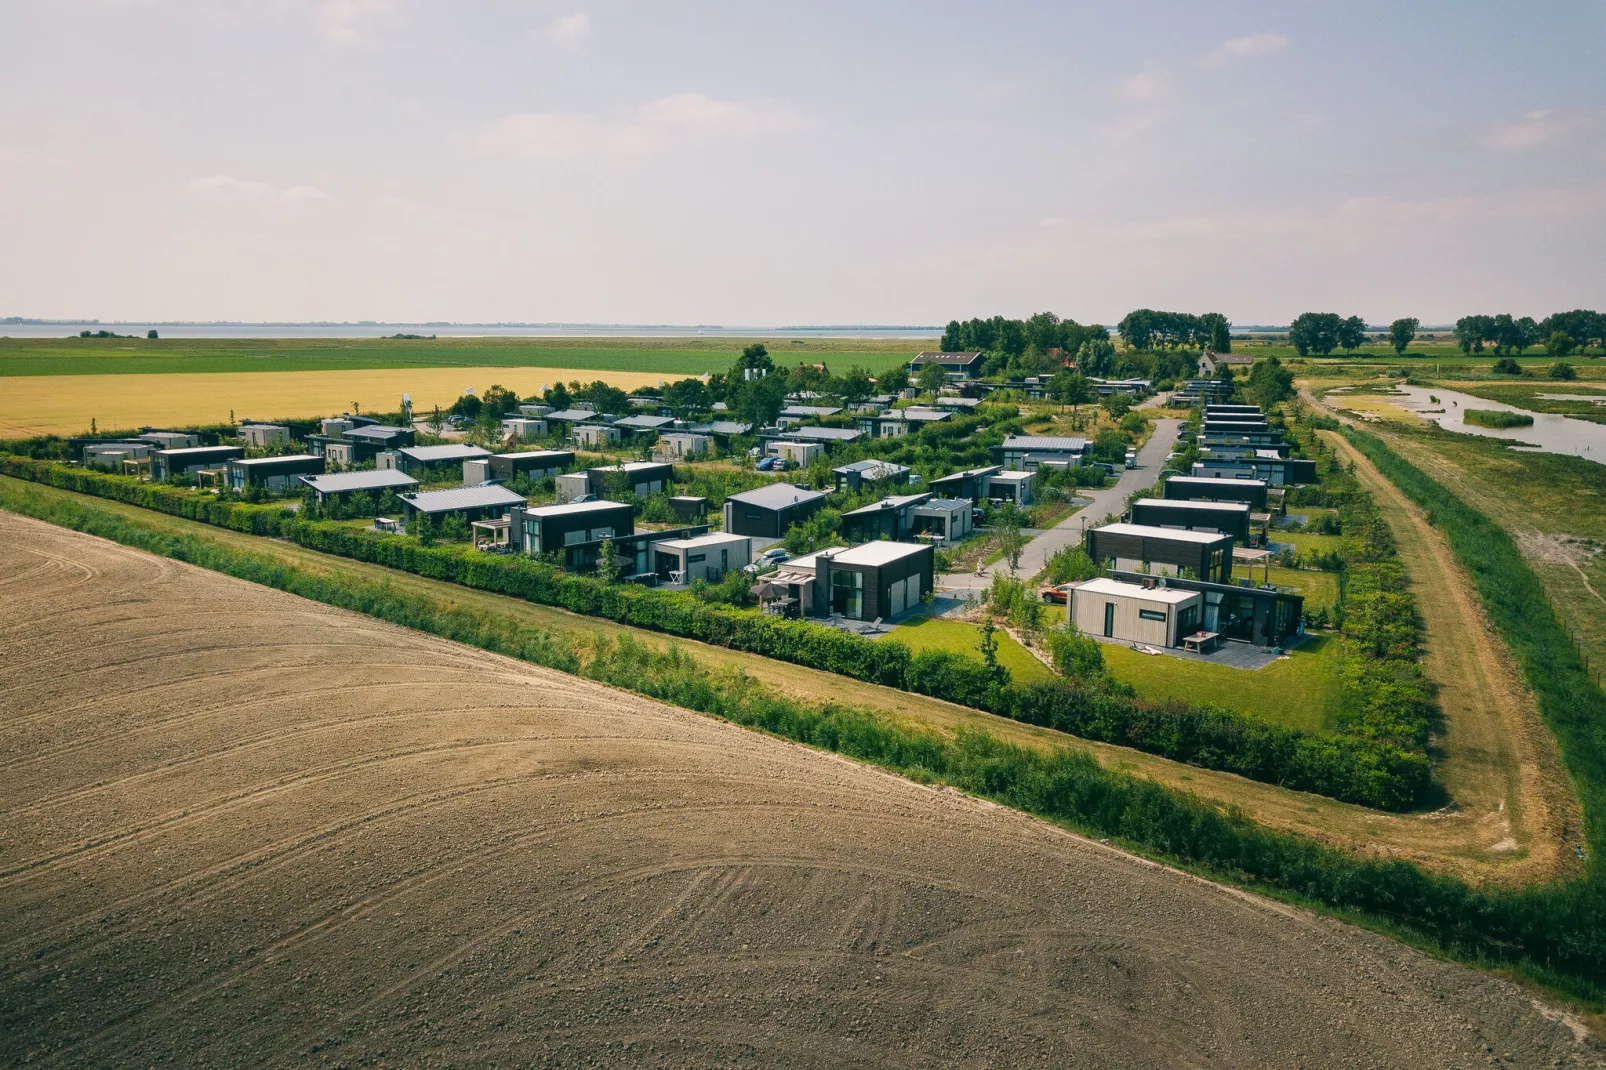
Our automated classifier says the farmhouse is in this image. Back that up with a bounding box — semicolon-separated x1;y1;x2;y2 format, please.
1086;522;1234;584
813;542;934;621
1162;475;1270;510
1198;352;1254;376
993;435;1091;471
226;454;324;492
651;532;752;584
299;469;418;506
832;459;911;494
400;484;527;532
840;492;932;543
1130;497;1253;544
150;445;244;482
928;464;1001;501
239;423;291;447
723;483;829;539
1068;577;1202;648
908;351;986;380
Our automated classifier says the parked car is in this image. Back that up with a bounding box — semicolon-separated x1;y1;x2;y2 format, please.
571;493;598;503
1039;583;1072;605
755;457;778;472
761;547;791;563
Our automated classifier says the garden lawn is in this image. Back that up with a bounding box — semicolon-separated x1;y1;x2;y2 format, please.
1264;565;1340;615
884;616;1056;684
1101;633;1343;736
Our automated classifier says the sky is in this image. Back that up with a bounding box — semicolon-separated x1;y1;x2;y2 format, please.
2;0;1603;327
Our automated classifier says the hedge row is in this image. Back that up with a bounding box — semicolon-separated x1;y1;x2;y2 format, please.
0;456;1429;810
3;477;1602;995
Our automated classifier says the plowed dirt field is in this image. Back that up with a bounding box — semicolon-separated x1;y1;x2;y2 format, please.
1;512;1598;1068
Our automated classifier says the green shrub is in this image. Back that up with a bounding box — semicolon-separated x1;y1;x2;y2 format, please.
1464;409;1534;429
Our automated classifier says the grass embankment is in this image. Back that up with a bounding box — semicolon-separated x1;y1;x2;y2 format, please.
0;472;1557;880
1465;409;1535;429
887;616;1056;684
1341;429;1606;879
6;477;1606;1007
1103;636;1342;736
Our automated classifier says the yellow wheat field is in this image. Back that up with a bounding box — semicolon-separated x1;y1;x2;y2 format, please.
0;366;672;437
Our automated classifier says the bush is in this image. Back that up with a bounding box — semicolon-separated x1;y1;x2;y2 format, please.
1491;357;1524;375
1464;409;1534;429
1043;545;1100;585
1046;626;1104;678
1549;361;1577;381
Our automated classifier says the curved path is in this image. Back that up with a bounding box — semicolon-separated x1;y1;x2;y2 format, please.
0;512;1596;1068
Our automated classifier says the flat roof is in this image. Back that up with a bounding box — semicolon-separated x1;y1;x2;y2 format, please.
780;405;843;417
784;546;849;572
239;422;289;430
726;483;830;510
830;541;931;567
399;444;492;462
911;351;983;364
547;408;612;421
1134;497;1251;514
343;424;412;439
154;445;242;456
655;532;750;552
614;414;675;428
519;498;631;519
842;493;931;516
835;458;910;474
1000;435;1088;450
401;484;528;512
1166;475;1269;489
914;497;969;510
1073;577;1200;604
302;470;418;493
495;449;572;460
693;420;753;435
931;465;1001;481
784;426;862;441
1093;522;1234;545
991;470;1033;481
589;461;671;474
229;454;321;466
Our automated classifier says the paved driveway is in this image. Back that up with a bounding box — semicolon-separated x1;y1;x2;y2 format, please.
939;416;1182;590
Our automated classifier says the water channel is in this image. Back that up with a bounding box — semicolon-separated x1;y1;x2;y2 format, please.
1368;383;1606;466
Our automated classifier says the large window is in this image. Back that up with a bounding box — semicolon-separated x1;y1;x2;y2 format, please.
1138;609;1167;622
830;568;864;620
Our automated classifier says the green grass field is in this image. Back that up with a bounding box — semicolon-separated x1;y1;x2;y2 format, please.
1102;633;1343;735
883;616;1057;684
0;335;923;378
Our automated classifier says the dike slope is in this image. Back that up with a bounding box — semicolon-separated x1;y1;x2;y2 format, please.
0;512;1596;1068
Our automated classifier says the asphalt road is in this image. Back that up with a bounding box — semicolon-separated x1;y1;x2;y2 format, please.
939;415;1182;591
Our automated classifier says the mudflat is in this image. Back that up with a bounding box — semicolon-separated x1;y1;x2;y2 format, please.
0;512;1596;1068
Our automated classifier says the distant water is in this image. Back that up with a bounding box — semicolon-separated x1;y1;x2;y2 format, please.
0;322;941;341
1390;384;1606;467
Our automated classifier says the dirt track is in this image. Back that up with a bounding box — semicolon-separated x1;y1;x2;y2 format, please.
1;512;1598;1068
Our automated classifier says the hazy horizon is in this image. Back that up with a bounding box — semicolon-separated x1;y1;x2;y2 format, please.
3;1;1603;326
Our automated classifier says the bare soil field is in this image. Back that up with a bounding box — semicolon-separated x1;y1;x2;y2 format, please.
1;513;1599;1068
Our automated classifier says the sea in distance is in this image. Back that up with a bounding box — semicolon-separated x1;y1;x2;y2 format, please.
0;322;940;340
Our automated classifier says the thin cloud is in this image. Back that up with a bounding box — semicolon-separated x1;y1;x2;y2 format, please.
465;92;807;161
317;0;397;44
1118;70;1170;103
546;11;590;46
187;175;332;204
1204;33;1289;69
1480;108;1601;151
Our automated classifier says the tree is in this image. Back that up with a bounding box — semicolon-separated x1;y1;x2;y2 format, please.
412;511;436;546
835;365;874;405
1388;317;1419;356
1338;316;1367;353
663;377;711;420
1075;338;1117;378
147;329;158;340
1549;361;1577;380
1288;312;1343;357
596;536;618;581
737;343;772;379
729;372;788;427
1547;331;1577;358
1454;315;1496;354
1244;356;1295;407
543;381;572;410
1199;312;1231;354
978;618;1004;682
916;362;947;395
877;367;909;394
